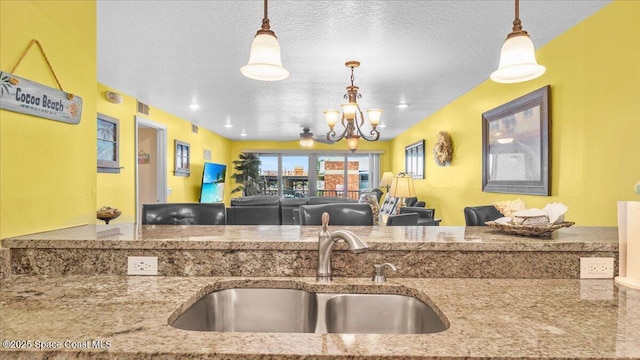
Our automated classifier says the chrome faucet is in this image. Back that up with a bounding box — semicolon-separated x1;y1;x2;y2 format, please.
317;212;369;283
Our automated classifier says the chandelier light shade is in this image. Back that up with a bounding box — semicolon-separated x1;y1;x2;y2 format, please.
490;0;546;83
324;61;382;152
240;0;289;81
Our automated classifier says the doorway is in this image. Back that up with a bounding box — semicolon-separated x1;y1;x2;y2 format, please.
135;116;167;223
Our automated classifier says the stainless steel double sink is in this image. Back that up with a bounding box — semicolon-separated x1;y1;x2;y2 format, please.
171;288;448;334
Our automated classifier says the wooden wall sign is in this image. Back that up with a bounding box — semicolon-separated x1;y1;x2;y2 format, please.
0;71;83;124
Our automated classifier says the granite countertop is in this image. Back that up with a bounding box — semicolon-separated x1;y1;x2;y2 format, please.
1;275;639;359
1;224;619;252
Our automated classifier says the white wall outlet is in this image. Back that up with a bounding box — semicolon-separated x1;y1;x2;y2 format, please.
127;256;158;275
167;187;173;196
580;257;614;279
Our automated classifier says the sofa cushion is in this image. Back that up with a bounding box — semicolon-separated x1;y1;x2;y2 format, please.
226;206;282;225
399;206;440;226
231;195;281;206
463;205;502;226
227;195;282;225
404;197;419;207
298;203;373;226
386;212;419;226
142;203;226;225
281;198;308;225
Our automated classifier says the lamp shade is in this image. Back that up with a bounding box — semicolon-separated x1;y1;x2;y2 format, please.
341;103;358;120
366;109;383;126
490;34;546;83
241;32;289;81
379;172;394;188
324;110;340;128
346;135;360;152
389;174;416;198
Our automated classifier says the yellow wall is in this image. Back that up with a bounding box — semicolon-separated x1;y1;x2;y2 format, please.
227;139;392;201
96;83;232;223
96;84;137;223
391;0;640;226
2;1;635;238
0;1;97;239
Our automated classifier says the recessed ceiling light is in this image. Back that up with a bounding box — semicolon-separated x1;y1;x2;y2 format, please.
379;123;387;129
240;129;247;137
397;103;408;109
189;103;200;110
224;117;233;128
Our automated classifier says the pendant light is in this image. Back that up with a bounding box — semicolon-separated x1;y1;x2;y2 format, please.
240;0;289;81
490;0;546;83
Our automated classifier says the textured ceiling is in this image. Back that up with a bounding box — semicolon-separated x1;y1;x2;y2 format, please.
97;0;610;142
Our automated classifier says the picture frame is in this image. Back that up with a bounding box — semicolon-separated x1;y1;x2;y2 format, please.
482;85;550;196
405;140;425;179
174;139;191;176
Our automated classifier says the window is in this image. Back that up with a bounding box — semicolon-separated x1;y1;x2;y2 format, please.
97;113;120;173
282;155;309;198
256;152;380;199
174;140;190;176
259;154;279;195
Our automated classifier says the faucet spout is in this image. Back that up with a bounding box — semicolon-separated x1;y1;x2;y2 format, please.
331;230;369;253
317;213;369;283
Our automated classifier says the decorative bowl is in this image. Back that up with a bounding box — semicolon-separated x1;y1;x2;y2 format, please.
97;207;121;224
485;220;575;237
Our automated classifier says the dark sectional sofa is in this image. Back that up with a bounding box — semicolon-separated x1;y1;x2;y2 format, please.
143;193;436;226
226;195;358;225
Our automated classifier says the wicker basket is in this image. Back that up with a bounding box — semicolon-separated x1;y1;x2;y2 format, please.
485;221;575;237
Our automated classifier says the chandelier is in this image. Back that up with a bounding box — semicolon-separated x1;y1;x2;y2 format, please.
323;61;382;152
490;0;545;83
240;0;289;81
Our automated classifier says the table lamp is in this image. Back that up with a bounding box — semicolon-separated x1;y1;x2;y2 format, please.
379;172;394;193
389;173;416;213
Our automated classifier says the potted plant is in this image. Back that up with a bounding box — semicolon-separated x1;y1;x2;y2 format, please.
230;152;262;196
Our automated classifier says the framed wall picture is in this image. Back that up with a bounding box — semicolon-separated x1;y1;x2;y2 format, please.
174;140;191;176
482;85;550;196
405;140;425;179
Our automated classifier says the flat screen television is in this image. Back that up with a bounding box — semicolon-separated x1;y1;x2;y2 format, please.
199;162;226;203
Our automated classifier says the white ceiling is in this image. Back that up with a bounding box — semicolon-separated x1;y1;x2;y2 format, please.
97;0;610;142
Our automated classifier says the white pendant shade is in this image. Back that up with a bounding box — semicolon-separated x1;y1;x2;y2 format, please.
241;33;289;81
491;34;546;83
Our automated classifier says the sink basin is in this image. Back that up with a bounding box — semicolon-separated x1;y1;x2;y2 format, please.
171;288;317;333
323;293;447;334
171;288;447;334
